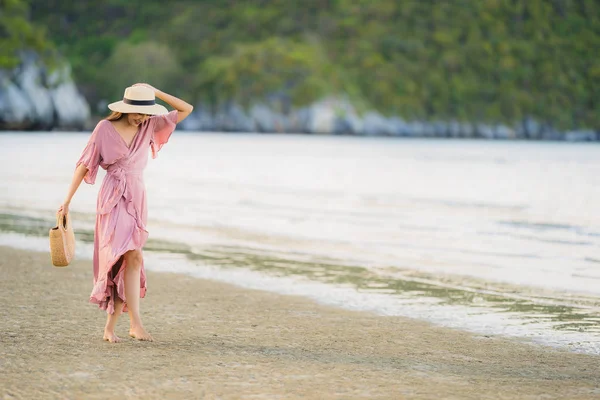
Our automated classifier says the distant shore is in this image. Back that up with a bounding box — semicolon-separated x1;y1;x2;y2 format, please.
1;53;597;141
1;246;599;399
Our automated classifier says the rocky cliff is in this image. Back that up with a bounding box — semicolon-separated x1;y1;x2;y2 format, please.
180;98;599;142
0;53;90;131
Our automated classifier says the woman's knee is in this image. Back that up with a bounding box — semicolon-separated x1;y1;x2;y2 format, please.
125;250;143;270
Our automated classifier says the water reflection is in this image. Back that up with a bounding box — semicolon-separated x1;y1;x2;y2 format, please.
2;211;599;335
181;245;600;334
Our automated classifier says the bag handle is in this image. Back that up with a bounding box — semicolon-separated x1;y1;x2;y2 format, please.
56;212;68;231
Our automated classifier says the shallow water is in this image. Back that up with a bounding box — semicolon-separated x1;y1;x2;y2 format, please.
1;132;599;354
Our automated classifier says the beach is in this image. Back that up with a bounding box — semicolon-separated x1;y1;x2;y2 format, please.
1;246;598;399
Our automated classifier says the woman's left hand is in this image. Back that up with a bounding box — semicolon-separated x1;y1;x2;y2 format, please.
132;84;194;123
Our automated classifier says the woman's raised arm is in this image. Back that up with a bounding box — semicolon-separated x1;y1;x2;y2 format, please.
132;83;194;123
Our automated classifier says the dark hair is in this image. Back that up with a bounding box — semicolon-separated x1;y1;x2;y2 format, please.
106;111;125;121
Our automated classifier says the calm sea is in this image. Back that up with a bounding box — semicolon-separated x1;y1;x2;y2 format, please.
1;132;599;354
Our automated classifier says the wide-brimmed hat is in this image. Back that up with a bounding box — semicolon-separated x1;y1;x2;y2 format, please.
108;86;168;115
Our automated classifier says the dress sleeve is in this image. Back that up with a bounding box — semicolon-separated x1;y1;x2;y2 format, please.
76;123;103;185
150;110;178;159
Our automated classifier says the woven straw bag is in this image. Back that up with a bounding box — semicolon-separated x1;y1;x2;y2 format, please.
49;212;76;267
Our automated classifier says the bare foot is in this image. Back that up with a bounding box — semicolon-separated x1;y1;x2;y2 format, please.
103;330;123;343
129;326;154;342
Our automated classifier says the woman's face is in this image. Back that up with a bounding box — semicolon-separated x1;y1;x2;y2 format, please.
127;113;150;127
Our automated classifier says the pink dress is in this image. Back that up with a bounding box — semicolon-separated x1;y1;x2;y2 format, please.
76;110;178;314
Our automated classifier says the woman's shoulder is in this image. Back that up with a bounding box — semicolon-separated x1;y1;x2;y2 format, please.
139;115;159;135
95;119;113;129
147;110;178;132
89;119;114;141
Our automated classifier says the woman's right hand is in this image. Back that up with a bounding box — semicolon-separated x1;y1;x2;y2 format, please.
58;202;70;217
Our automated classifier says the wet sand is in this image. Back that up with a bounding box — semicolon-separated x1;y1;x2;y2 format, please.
1;246;599;399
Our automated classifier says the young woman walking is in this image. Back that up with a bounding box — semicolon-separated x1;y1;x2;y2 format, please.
58;83;193;342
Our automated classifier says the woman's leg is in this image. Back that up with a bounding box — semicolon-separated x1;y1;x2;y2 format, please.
103;296;124;343
124;249;153;341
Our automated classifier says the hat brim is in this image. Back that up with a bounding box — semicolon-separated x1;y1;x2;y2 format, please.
108;101;168;115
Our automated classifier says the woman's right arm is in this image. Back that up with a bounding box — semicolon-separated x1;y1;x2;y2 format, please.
58;164;89;217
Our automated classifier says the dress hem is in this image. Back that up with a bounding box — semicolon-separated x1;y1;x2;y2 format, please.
89;242;147;315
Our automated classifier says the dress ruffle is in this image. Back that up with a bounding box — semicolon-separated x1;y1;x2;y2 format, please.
76;141;101;184
150;110;178;159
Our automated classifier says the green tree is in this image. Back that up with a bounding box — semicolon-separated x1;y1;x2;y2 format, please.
0;0;53;68
196;38;332;109
27;0;600;130
102;41;182;106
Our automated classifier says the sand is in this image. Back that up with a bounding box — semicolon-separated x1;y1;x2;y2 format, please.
1;246;599;399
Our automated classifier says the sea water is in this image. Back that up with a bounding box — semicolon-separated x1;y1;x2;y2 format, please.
1;132;599;354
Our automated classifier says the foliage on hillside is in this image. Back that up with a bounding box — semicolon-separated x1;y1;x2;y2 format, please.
27;0;600;129
0;0;53;68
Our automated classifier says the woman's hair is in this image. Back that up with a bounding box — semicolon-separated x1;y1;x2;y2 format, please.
106;111;125;121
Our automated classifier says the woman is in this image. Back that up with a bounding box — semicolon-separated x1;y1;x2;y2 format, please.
58;83;193;343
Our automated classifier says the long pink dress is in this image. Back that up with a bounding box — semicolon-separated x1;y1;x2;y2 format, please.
76;110;178;314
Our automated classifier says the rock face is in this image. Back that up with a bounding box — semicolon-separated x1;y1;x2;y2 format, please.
0;52;90;130
180;97;598;141
0;72;35;126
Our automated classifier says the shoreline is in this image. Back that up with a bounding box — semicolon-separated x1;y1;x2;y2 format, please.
3;129;600;143
1;246;599;399
2;227;600;355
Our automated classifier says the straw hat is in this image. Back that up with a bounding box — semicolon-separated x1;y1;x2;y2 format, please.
108;86;168;115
